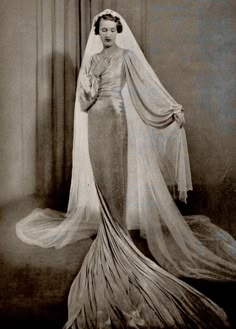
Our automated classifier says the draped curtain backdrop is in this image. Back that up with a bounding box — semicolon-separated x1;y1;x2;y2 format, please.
36;0;90;201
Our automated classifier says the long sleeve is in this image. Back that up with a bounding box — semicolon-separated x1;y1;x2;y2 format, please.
124;50;183;128
79;56;99;112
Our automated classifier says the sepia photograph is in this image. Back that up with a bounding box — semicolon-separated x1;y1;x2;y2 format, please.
0;0;235;328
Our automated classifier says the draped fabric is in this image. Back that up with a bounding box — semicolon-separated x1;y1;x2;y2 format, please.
16;9;236;283
64;188;230;329
124;51;184;128
15;7;236;328
61;42;233;326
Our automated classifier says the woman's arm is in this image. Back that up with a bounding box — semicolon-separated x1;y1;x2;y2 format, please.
79;56;100;112
79;55;110;112
124;49;185;128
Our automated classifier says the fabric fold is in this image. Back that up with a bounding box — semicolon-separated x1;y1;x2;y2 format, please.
15;11;236;284
63;186;230;329
80;57;100;112
124;50;182;128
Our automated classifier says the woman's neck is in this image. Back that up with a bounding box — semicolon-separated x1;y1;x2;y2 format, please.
102;44;119;56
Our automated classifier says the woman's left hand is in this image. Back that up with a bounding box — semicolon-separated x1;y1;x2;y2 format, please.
173;112;185;128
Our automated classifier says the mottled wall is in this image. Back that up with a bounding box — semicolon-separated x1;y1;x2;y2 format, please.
0;0;37;205
142;1;236;228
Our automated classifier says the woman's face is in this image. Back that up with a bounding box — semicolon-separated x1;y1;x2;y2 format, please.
99;19;117;48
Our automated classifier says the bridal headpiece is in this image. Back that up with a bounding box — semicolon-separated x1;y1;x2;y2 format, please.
93;9;117;25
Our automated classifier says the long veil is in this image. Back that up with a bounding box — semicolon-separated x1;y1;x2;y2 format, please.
16;9;236;280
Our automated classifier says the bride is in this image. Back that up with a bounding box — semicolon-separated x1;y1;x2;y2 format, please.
16;9;235;328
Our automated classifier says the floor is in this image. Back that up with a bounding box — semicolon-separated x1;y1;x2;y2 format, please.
0;196;235;329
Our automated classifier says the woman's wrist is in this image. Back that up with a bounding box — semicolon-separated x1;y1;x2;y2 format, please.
171;104;184;114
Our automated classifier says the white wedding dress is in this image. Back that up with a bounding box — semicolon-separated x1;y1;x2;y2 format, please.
16;9;235;329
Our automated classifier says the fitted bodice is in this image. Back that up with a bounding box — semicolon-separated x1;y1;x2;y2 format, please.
92;48;126;98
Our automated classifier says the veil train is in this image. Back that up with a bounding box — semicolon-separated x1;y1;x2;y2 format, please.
16;9;236;282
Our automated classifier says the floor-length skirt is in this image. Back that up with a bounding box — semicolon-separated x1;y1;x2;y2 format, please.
63;96;230;329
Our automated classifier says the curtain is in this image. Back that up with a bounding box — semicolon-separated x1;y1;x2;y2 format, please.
36;0;91;202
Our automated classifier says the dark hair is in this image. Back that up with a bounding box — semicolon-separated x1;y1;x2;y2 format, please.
94;14;123;35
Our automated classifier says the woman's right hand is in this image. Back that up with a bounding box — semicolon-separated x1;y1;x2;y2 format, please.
93;58;109;78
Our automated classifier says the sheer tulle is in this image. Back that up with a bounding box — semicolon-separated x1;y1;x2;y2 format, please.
123;79;236;280
15;8;236;329
16;9;236;282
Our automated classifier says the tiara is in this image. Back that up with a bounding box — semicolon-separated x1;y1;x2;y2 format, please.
94;9;115;24
104;9;114;15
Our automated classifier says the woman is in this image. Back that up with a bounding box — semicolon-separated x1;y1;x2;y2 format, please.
16;9;235;328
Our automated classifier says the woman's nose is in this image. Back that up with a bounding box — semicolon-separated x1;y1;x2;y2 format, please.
106;31;111;37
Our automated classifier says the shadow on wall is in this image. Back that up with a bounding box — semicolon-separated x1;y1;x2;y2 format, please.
36;52;78;212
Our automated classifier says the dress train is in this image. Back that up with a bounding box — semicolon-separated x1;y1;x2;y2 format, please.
63;187;230;329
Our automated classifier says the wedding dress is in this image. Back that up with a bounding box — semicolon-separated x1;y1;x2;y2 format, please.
16;9;235;328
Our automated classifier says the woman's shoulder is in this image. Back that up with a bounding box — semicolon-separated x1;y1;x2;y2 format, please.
115;48;136;60
121;48;138;60
92;47;132;56
122;48;133;56
89;48;135;63
116;47;133;58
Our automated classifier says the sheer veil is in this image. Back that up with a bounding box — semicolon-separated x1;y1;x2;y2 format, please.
16;9;236;280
